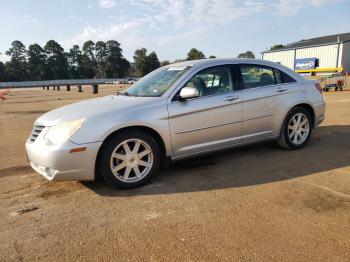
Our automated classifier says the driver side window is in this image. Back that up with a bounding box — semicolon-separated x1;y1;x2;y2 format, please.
185;66;234;98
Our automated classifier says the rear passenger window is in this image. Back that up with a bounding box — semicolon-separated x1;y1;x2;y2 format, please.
240;65;276;89
273;69;283;84
274;69;296;84
281;71;296;83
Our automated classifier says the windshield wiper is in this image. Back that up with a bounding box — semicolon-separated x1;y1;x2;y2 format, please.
116;91;136;97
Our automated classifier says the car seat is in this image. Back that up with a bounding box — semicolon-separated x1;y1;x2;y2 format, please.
259;73;274;86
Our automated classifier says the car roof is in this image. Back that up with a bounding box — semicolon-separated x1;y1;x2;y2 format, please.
169;58;278;67
167;58;304;82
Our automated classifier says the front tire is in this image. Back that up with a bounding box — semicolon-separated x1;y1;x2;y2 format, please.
98;130;160;189
277;107;312;150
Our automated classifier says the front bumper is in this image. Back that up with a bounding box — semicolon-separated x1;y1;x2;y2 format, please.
25;137;102;181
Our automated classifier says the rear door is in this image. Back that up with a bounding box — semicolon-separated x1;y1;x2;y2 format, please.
239;64;296;142
167;65;243;157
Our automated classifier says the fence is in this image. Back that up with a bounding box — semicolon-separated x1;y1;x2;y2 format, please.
0;78;134;94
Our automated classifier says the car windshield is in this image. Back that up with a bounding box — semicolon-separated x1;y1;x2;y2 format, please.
123;65;191;97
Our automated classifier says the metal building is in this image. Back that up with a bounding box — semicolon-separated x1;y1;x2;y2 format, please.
261;32;350;75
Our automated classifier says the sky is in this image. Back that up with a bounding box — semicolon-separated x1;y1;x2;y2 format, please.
0;0;349;62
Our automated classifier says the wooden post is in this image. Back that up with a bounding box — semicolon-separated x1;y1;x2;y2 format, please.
66;84;70;91
78;85;83;92
57;86;60;91
92;84;98;94
53;86;56;90
46;86;49;90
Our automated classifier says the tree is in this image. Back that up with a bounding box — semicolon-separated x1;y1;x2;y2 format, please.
104;40;130;78
186;48;205;60
133;48;148;77
237;51;255;59
133;48;161;76
270;44;285;51
27;44;47;80
174;58;185;63
0;61;6;81
5;40;28;81
82;40;96;78
160;60;170;66
95;41;107;78
209;55;216;59
145;51;160;74
44;40;69;79
67;45;84;79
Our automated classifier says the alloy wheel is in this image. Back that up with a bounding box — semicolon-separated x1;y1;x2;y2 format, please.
109;138;153;183
288;113;310;145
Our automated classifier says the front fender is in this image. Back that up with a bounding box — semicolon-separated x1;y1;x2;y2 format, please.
69;104;173;157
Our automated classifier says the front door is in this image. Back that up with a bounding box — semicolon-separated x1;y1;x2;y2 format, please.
167;65;242;157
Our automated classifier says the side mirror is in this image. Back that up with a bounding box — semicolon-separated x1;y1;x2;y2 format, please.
179;86;200;100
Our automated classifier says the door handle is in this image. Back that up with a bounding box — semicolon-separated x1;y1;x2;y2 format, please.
276;88;288;93
224;96;239;102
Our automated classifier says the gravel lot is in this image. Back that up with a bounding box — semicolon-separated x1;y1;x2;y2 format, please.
0;85;350;261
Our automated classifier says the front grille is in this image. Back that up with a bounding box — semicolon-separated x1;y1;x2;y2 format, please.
29;124;45;143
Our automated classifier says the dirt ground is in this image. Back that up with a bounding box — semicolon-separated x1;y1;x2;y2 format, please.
0;84;350;261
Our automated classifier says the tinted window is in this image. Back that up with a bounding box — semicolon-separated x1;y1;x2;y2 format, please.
273;69;284;84
240;65;276;89
185;66;234;97
281;71;296;83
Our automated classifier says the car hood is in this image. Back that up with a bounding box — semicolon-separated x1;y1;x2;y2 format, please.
36;95;161;126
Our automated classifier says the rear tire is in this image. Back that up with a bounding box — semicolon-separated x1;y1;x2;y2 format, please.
277;107;312;150
98;130;160;189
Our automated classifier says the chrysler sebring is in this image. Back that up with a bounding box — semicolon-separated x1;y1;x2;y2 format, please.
25;59;325;188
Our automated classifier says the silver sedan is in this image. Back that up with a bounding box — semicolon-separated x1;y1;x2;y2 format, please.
25;59;326;188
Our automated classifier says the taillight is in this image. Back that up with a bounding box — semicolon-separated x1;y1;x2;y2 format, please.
315;82;322;94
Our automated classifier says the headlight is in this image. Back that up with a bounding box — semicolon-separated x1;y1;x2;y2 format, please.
44;118;85;145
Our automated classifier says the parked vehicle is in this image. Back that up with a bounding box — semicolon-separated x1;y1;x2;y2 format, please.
127;79;138;84
25;59;326;188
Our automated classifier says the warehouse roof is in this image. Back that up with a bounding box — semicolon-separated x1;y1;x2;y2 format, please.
263;32;350;53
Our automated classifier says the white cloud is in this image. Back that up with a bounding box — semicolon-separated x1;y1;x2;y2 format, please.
310;0;343;7
23;14;39;23
70;1;264;47
98;0;116;9
275;0;345;16
66;0;344;59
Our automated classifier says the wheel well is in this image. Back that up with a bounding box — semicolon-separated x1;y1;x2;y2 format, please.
295;103;315;126
94;126;167;180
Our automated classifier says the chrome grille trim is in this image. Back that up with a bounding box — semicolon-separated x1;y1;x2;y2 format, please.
29;124;45;143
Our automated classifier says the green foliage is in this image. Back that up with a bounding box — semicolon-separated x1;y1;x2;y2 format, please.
0;39;156;81
28;44;47;80
237;51;255;59
67;45;84;79
0;61;5;81
186;48;206;60
209;55;216;59
82;40;97;78
133;48;161;76
174;59;186;63
95;41;107;78
270;44;285;51
146;52;161;73
5;41;28;81
44;40;69;79
105;40;130;78
160;60;170;66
